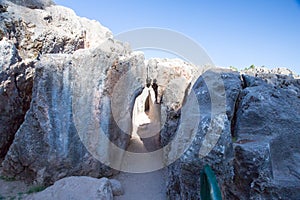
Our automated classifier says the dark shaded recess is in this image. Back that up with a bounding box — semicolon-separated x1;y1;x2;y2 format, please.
106;87;144;151
0;62;34;160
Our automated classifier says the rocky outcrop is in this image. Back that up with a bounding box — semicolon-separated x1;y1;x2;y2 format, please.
164;69;242;199
1;0;300;199
6;0;54;9
164;67;300;199
25;176;123;200
0;0;139;184
2;54;108;183
1;0;196;181
146;58;200;109
1;40;147;183
146;58;201;150
0;0;111;162
0;38;34;160
230;68;300;199
0;0;111;59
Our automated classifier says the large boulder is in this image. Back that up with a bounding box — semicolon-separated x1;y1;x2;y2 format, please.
2;54;112;184
0;0;112;163
0;0;124;183
230;68;300;199
164;69;242;199
164;67;300;199
1;38;146;184
146;58;201;151
0;0;112;59
25;176;117;200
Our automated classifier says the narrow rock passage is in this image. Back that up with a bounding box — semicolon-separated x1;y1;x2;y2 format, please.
114;109;167;200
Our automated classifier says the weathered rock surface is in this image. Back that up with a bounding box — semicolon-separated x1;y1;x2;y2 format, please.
0;1;128;184
164;67;300;199
145;58;201;151
0;38;19;70
110;178;124;196
146;58;200;109
6;0;54;9
0;0;112;59
1;42;147;183
25;176;119;200
0;0;111;163
0;38;34;160
164;69;242;199
229;68;300;199
1;0;300;199
2;54;110;183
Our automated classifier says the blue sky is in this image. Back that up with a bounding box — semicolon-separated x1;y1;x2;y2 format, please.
55;0;300;74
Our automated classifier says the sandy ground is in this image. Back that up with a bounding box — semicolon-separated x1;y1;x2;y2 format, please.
113;117;167;200
114;169;167;200
0;173;31;199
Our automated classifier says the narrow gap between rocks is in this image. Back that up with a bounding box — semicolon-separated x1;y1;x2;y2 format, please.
114;85;166;200
129;86;161;153
231;75;245;141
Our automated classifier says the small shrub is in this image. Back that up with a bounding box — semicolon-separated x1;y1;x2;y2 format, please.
245;64;256;70
0;175;16;181
26;185;47;194
232;136;237;143
17;192;24;199
229;66;238;71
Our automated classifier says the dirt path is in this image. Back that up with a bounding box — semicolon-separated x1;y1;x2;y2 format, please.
0;171;32;199
114;116;167;200
114;169;166;200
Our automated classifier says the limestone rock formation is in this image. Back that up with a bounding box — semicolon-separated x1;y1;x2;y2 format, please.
230;68;300;199
25;176;122;200
0;0;140;184
146;58;200;110
164;69;242;199
0;38;34;160
0;0;300;199
142;58;201;152
0;0;111;59
2;53;109;183
0;0;111;162
1;38;147;184
6;0;54;9
164;67;300;199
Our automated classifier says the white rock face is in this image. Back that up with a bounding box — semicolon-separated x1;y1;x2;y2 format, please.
243;66;298;77
146;58;201;110
0;0;116;179
25;176;116;200
1;0;112;60
7;0;54;9
0;38;19;71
